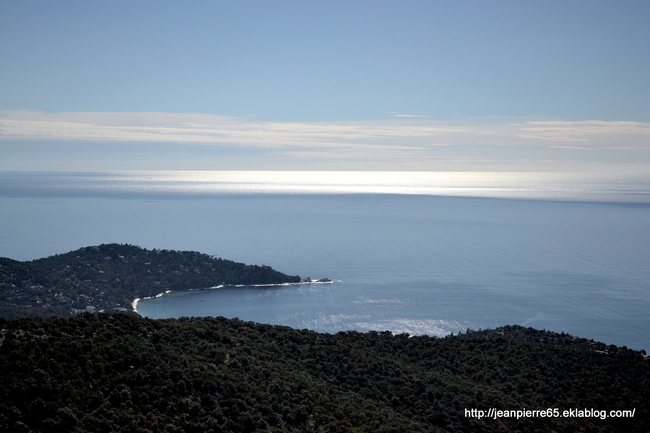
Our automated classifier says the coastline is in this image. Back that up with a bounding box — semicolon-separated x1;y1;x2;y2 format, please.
132;290;171;314
132;280;333;314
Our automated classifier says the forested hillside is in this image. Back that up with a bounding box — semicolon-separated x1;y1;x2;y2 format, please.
0;244;301;319
1;246;647;432
1;314;647;433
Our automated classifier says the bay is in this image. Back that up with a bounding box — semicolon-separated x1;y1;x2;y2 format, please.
1;171;648;350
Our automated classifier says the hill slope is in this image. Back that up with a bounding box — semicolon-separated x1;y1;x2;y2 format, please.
0;244;301;319
0;314;647;432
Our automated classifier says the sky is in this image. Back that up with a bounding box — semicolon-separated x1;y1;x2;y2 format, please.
1;0;649;172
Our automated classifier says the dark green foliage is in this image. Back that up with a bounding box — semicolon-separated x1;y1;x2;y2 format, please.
0;244;301;318
0;315;647;432
453;325;643;356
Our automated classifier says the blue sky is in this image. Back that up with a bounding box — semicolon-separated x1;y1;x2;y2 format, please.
1;0;649;172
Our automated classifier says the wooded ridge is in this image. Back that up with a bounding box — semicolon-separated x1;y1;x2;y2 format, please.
0;314;647;432
0;244;301;319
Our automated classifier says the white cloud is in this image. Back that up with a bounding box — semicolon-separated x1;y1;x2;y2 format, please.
391;113;430;118
1;111;649;172
0;111;422;150
516;120;650;146
3;111;649;151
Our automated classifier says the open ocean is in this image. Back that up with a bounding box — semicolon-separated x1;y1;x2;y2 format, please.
1;171;649;351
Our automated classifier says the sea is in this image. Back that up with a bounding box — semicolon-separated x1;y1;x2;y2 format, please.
1;171;648;351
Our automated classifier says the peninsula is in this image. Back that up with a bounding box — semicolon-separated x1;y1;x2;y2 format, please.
0;244;302;319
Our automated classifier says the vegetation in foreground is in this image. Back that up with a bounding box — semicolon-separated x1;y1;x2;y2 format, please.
1;314;648;433
1;245;647;431
0;244;301;319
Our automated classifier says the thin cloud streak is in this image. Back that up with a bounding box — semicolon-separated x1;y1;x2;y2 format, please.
2;111;649;151
391;113;431;118
0;111;435;151
1;111;649;173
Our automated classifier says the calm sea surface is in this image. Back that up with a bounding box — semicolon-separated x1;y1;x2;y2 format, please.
1;171;649;350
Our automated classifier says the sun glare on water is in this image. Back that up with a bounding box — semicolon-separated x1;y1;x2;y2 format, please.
99;171;650;203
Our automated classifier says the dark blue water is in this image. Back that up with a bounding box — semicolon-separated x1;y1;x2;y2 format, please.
1;172;648;350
